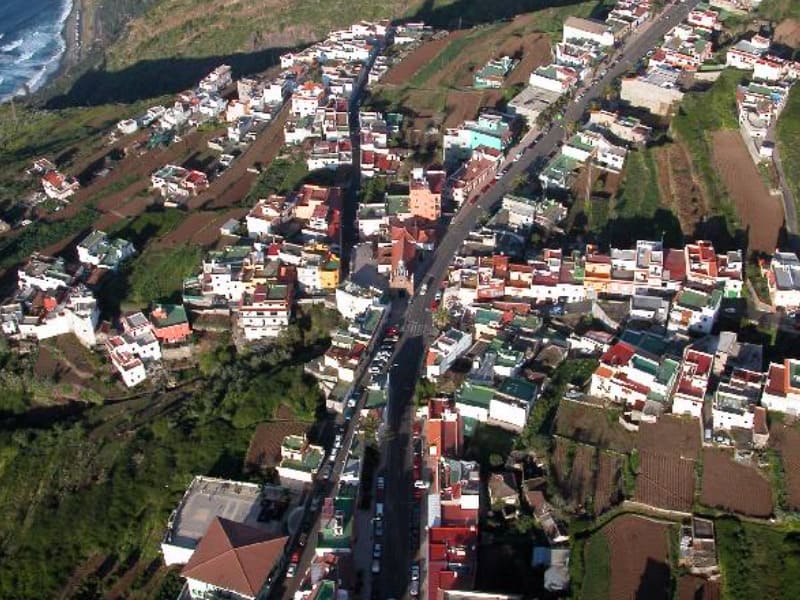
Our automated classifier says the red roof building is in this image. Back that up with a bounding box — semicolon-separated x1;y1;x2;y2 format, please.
180;517;288;600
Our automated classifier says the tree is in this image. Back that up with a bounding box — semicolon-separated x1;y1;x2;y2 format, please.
414;377;437;406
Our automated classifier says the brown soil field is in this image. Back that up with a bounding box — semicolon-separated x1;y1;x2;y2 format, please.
34;345;87;391
635;450;696;512
505;33;552;87
678;574;721;600
190;108;287;210
701;447;773;517
769;422;800;510
554;400;637;453
443;90;488;129
711;130;783;252
594;451;624;515
155;208;247;249
653;141;708;236
383;32;467;85
638;415;701;460
775;19;800;48
245;418;310;473
604;515;672;600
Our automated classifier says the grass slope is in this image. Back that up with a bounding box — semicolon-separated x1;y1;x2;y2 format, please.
776;84;800;229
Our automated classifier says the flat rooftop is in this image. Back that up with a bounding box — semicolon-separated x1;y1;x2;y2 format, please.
166;476;268;550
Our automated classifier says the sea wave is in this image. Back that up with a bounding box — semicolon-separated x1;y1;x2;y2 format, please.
0;0;72;102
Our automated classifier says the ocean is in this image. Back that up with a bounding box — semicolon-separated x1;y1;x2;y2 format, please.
0;0;72;102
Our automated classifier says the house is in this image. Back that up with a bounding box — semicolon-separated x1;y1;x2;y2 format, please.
409;167;446;221
442;111;513;163
561;129;627;173
761;359;800;414
507;84;563;123
671;349;713;419
449;146;503;205
426;328;473;380
764;251;800;310
106;312;162;387
198;65;232;93
41;170;79;200
588;110;652;145
489;377;539;432
454;381;494;426
237;283;293;341
276;434;324;484
532;548;571;593
711;368;763;431
180;517;288;600
316;487;356;555
161;476;278;566
563;16;615;46
3;279;99;348
246;195;291;238
427;398;465;460
77;230;135;269
474;55;518;88
150;304;191;344
528;64;579;94
667;288;722;335
726;35;770;70
291;81;327;118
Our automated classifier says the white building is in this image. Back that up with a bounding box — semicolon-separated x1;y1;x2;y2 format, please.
761;359;800;414
528;64;579;94
426;328;473;380
563;16;615;47
765;251;800;310
76;230;135;269
667;288;721;335
237;284;292;341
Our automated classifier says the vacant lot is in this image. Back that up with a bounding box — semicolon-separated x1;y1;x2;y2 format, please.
638;416;701;460
769;422;800;510
384;33;466;85
552;438;595;512
701;448;773;517
711;130;783;252
635;450;695;512
594;451;624;516
554;400;637;453
653;141;709;237
245;418;310;473
584;515;672;600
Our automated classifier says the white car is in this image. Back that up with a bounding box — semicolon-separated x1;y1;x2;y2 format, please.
372;559;381;574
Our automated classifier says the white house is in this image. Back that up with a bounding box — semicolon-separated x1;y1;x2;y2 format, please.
563;16;615;47
761;359;800;414
667;288;722;335
426;328;473;380
765;251;800;310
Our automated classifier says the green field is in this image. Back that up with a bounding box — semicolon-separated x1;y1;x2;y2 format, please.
776;84;800;230
716;517;800;599
671;68;743;233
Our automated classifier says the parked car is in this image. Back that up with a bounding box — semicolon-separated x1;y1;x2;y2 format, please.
373;517;384;537
373;543;383;559
372;559;381;574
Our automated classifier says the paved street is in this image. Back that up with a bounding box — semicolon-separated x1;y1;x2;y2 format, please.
376;1;702;598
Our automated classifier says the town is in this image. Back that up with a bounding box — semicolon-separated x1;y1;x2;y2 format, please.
1;0;800;598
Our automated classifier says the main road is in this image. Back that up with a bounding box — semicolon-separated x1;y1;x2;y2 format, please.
376;1;701;597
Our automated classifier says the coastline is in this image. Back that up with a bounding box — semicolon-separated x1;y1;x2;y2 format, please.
55;0;84;85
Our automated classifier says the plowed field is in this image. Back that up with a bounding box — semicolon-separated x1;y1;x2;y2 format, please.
701;447;773;517
605;515;672;600
711;130;783;252
635;450;695;512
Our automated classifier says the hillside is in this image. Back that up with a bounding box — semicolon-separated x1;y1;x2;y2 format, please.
105;0;427;70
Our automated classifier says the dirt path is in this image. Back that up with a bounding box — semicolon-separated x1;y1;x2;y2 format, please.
711;130;783;252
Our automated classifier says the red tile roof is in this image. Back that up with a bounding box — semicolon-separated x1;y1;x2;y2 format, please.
181;517;288;598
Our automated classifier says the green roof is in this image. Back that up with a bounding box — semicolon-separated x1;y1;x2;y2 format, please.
631;355;659;377
475;308;503;325
656;358;679;385
315;581;336;600
456;382;495;408
790;361;800;389
497;377;538;403
678;289;709;309
319;494;355;548
283;435;304;450
150;304;188;328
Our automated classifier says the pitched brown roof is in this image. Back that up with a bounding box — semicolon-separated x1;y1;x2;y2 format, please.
181;517;288;598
